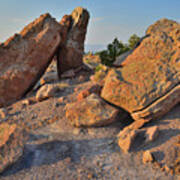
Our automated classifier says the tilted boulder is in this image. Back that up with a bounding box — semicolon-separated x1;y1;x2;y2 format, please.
57;7;90;75
101;18;180;121
0;13;62;107
65;93;120;127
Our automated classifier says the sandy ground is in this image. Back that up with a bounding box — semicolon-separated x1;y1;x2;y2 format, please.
0;63;179;180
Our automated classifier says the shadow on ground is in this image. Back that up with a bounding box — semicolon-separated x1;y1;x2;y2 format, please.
1;137;118;177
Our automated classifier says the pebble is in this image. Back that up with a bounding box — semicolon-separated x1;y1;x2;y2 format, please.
142;150;154;164
0;108;8;119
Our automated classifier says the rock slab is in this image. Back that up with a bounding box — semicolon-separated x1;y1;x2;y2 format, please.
0;13;62;107
57;7;90;75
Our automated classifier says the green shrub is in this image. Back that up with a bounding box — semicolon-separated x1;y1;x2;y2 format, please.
128;34;141;49
97;34;141;66
99;38;130;66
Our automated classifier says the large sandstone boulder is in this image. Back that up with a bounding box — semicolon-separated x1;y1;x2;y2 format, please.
101;18;180;121
0;123;27;173
57;7;90;75
0;13;62;107
65;93;120;127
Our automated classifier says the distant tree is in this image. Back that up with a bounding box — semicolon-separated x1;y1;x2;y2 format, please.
99;38;129;66
97;34;141;66
128;34;141;49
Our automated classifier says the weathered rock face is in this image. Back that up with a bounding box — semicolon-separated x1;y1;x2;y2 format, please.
57;7;90;75
0;13;62;107
101;18;180;121
0;123;26;173
65;93;119;127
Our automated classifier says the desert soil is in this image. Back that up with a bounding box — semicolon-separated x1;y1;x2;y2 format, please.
0;62;179;180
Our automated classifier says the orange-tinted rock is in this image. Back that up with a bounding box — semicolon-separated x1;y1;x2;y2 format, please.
0;13;62;107
77;83;102;101
131;84;180;121
117;122;159;152
0;123;26;173
0;108;8;119
66;94;119;127
145;126;159;143
117;119;147;152
101;19;180;121
142;151;154;164
117;128;138;153
57;7;90;75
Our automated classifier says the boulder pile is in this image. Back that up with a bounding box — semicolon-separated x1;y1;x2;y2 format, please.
0;7;89;108
65;18;180;167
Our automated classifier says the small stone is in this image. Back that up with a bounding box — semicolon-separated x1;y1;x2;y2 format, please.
117;120;148;152
21;98;35;106
118;129;138;153
36;84;61;101
142;150;154;164
40;72;58;85
78;75;86;82
88;128;96;136
73;128;81;135
0;108;8;119
153;161;162;169
145;126;159;143
87;173;94;179
22;99;30;106
163;165;171;173
77;89;90;101
174;164;180;175
58;97;65;103
76;83;102;101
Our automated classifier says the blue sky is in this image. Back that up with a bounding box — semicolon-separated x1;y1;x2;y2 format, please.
0;0;179;47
